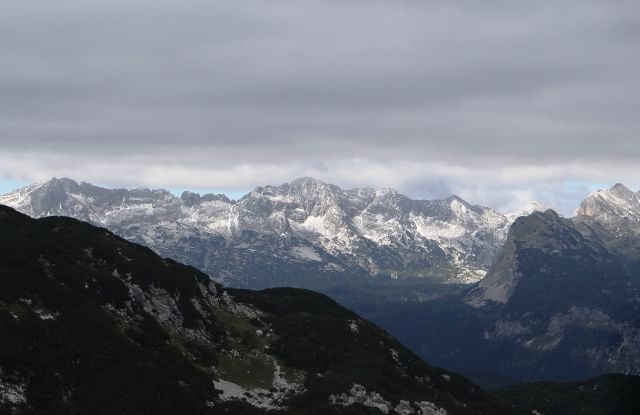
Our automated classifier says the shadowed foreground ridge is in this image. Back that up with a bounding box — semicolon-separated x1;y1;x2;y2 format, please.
0;205;514;414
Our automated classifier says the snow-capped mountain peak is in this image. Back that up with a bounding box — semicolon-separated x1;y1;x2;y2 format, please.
576;183;640;217
574;183;640;235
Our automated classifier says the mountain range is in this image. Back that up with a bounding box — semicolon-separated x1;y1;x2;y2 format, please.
358;184;640;386
2;178;640;388
0;177;545;289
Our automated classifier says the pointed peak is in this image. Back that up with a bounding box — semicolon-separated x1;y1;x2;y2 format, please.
445;194;467;204
288;177;332;191
284;177;345;197
608;183;633;196
587;183;634;199
446;194;479;212
246;177;339;200
43;177;79;187
576;182;640;220
37;177;81;194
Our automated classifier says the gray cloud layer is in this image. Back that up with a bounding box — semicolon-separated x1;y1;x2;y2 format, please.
0;0;639;213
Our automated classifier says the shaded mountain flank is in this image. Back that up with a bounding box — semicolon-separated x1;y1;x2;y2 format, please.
0;205;513;415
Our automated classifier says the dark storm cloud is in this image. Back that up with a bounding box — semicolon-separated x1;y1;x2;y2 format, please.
0;0;638;212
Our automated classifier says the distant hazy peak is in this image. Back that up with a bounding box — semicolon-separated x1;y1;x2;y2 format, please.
445;194;468;205
44;176;77;186
289;176;330;188
505;201;551;222
611;182;634;194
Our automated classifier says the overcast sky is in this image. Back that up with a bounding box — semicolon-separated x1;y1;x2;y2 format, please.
1;0;638;214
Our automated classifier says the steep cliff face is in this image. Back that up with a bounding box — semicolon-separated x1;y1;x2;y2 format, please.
466;209;611;307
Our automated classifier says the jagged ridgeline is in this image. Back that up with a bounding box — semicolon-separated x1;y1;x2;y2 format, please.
0;206;514;414
0;177;544;289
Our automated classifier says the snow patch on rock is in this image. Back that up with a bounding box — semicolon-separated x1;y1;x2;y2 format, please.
330;384;392;413
221;291;262;319
414;401;448;415
214;357;303;410
329;384;448;415
0;378;26;405
290;245;322;262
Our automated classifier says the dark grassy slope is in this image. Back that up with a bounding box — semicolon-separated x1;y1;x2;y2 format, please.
230;287;511;414
0;205;515;415
494;374;640;415
0;207;226;415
